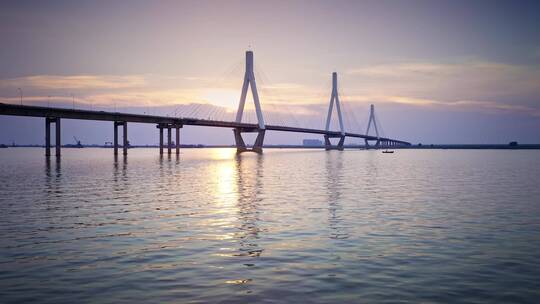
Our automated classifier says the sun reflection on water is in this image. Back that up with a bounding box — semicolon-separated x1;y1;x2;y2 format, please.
210;147;237;160
201;149;240;243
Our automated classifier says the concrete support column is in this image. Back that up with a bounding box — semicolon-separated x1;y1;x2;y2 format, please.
55;118;61;157
324;134;345;151
167;125;172;155
114;122;119;155
159;126;163;155
123;122;128;155
234;129;247;153
252;129;265;153
175;126;180;155
233;128;264;154
45;118;51;157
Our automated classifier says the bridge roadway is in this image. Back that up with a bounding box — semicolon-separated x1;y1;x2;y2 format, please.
0;103;411;154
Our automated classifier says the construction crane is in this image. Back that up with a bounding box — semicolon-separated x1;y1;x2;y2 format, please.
73;136;83;148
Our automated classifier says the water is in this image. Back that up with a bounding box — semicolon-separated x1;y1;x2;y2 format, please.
1;148;539;303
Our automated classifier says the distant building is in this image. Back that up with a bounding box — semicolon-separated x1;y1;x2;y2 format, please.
303;139;323;146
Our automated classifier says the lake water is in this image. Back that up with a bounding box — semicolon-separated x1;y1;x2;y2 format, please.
1;148;539;303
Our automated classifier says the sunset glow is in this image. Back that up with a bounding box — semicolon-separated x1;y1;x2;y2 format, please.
1;0;539;144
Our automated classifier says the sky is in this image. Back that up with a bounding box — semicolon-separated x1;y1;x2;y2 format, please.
1;0;539;145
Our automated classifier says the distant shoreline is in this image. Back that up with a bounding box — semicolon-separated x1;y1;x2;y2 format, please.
2;144;540;150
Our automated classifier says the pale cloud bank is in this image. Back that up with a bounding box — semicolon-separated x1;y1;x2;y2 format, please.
1;60;539;119
347;62;535;79
342;95;540;117
346;61;540;99
0;75;147;90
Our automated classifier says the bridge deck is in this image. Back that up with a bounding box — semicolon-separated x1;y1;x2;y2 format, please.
0;103;410;145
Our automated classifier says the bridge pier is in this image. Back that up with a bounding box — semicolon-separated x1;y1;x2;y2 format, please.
234;128;265;153
123;122;128;155
56;118;61;157
158;125;164;155
114;122;118;155
157;123;182;155
45;118;51;157
364;138;380;149
114;121;128;155
176;125;180;155
167;125;172;155
324;134;345;151
45;117;61;157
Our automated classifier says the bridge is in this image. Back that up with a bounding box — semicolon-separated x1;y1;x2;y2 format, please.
0;51;411;156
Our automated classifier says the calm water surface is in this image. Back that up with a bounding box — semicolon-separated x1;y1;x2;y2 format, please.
1;148;539;303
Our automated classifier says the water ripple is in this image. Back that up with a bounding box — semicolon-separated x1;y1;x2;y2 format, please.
1;148;539;303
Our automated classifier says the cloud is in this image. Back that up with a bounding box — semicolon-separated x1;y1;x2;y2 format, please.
347;63;455;77
1;60;539;120
346;61;540;99
343;61;540;116
340;95;540;117
0;75;147;90
261;83;305;90
347;62;531;78
534;47;540;59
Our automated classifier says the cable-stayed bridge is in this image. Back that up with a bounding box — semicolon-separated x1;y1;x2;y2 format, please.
0;51;411;156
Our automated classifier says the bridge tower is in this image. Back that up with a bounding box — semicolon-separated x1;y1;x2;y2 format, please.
364;104;380;148
324;72;346;150
234;51;266;153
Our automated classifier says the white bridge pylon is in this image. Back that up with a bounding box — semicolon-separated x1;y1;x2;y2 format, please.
231;51;395;153
236;51;265;129
365;104;381;148
234;51;266;153
324;72;346;150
